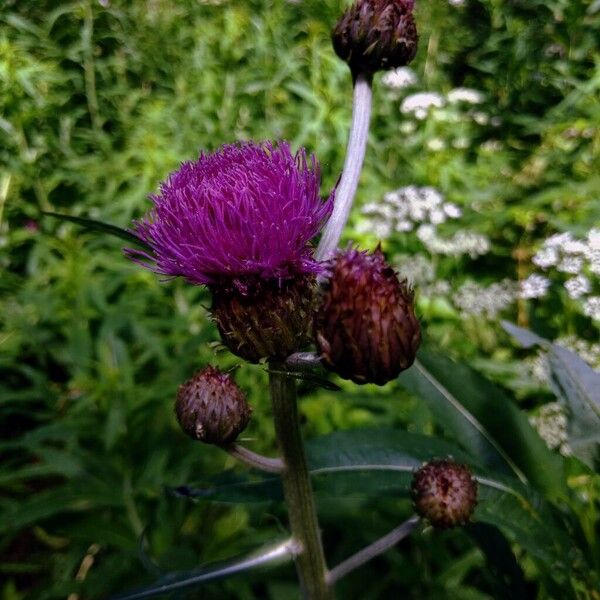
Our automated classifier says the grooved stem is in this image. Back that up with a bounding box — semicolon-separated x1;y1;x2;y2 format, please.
316;72;373;261
269;365;334;600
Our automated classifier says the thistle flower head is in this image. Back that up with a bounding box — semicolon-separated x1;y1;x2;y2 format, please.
127;141;333;289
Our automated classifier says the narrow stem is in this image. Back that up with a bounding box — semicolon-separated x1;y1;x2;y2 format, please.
222;443;284;474
269;365;334;600
114;538;300;600
316;72;373;261
327;515;420;585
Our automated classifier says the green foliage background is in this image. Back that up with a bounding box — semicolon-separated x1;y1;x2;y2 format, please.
1;0;599;598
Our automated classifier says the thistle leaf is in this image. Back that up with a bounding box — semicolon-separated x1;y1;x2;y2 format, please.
42;211;150;250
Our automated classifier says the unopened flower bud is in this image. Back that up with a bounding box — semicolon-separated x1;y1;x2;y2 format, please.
332;0;418;76
175;366;252;444
411;460;478;528
314;247;420;385
211;275;316;363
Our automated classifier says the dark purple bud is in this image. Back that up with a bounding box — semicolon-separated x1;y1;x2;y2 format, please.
411;460;478;528
314;247;420;385
211;275;316;363
332;0;418;76
175;365;252;444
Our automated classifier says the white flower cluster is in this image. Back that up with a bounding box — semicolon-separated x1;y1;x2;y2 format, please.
530;229;600;318
400;87;487;122
583;297;600;320
400;92;445;120
381;67;417;90
452;280;518;318
358;186;491;260
394;254;453;298
447;88;485;104
417;225;490;258
533;230;600;274
358;186;462;238
519;274;551;299
395;254;435;287
529;402;571;457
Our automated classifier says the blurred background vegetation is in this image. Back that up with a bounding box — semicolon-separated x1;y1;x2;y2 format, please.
1;0;599;598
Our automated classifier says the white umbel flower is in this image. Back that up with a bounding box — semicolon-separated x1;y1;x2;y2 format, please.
583;296;600;320
587;228;600;251
564;275;591;299
443;203;462;218
557;256;584;274
453;280;517;317
401;92;445;120
545;232;573;248
529;402;571;456
519;274;551;299
533;246;559;268
447;88;484;104
382;67;417;90
426;138;446;151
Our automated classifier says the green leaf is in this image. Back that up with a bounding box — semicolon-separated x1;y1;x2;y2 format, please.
0;482;123;535
503;322;600;468
41;211;150;250
398;351;566;498
111;538;296;600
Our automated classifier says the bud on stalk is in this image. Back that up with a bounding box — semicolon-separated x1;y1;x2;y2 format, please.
411;460;478;528
314;247;420;385
332;0;418;77
175;365;252;445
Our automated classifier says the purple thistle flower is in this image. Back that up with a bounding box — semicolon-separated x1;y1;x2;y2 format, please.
126;141;334;288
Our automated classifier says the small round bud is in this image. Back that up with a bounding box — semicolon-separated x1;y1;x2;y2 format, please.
211;275;316;363
332;0;418;76
411;460;478;528
175;366;252;444
314;247;420;385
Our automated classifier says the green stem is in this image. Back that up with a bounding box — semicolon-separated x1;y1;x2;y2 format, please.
269;365;334;600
